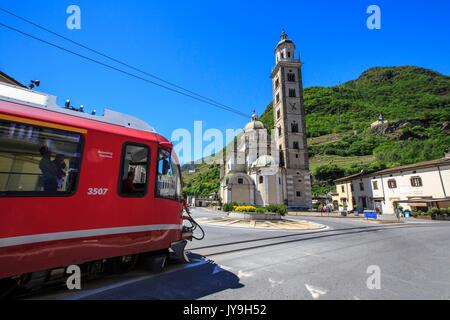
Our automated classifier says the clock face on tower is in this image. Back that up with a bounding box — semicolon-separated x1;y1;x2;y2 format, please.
290;103;297;111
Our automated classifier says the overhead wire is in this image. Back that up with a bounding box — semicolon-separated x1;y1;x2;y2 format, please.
0;8;251;118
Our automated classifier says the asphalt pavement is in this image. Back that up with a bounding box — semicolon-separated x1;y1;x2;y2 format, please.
27;207;450;300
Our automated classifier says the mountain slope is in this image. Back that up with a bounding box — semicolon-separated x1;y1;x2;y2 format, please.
261;66;449;137
183;66;450;197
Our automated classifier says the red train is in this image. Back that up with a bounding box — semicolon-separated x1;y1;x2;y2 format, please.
0;82;194;294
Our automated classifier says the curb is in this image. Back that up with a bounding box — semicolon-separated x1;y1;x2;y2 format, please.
198;217;327;231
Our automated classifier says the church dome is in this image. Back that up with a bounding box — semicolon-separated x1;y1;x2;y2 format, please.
245;120;265;131
275;30;295;50
251;155;276;168
244;112;265;132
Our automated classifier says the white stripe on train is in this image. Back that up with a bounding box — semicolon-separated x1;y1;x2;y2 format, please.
0;224;183;248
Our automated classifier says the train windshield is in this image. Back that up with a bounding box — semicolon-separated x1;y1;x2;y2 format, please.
156;148;181;200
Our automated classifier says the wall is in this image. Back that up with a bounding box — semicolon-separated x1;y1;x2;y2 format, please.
371;165;450;214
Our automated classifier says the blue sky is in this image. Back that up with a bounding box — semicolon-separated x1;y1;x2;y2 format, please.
0;0;449;161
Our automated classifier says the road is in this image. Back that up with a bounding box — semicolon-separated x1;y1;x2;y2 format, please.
28;207;450;300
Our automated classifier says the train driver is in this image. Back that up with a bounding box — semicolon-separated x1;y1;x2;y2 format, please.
122;171;136;193
122;171;141;194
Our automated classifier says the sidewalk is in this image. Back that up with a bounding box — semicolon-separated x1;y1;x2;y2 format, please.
287;211;442;224
288;211;364;219
288;211;404;221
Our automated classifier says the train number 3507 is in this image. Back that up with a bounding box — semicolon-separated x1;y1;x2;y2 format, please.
87;188;109;196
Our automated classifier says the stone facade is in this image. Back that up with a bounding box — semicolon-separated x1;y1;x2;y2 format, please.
219;32;312;210
271;31;311;209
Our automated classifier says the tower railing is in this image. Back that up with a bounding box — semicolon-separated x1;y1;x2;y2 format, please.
272;58;302;73
276;58;301;64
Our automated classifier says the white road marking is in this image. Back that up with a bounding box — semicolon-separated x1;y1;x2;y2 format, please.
219;265;233;271
268;278;284;288
237;270;253;279
305;284;328;299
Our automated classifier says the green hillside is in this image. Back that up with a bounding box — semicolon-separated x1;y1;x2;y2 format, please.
183;66;450;197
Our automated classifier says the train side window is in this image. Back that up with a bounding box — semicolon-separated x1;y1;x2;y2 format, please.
0;119;83;197
119;144;150;197
155;148;181;200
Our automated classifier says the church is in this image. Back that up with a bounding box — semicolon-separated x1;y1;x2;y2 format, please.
219;31;312;210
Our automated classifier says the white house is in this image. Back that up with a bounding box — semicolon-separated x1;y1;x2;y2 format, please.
333;154;450;214
370;156;450;214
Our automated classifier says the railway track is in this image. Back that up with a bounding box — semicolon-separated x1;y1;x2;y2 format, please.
189;223;435;257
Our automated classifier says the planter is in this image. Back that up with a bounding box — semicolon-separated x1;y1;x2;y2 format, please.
228;212;282;221
433;215;450;221
415;215;432;220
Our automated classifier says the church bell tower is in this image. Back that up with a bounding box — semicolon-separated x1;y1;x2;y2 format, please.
271;30;312;209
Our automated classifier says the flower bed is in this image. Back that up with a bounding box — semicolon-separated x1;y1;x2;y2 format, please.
222;204;288;221
223;204;287;215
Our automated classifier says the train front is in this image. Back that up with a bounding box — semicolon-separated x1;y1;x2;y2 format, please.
157;141;204;262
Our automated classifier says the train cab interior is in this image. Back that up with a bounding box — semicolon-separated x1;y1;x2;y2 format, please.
119;144;150;196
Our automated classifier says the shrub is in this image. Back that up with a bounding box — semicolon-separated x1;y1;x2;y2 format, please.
222;203;233;212
313;164;346;182
256;208;268;214
266;204;288;216
234;206;256;213
431;208;441;215
440;208;449;215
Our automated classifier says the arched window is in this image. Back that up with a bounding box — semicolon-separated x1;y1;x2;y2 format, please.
289;88;296;97
287;73;295;82
275;78;280;88
291;121;299;133
279;145;285;167
259;176;264;184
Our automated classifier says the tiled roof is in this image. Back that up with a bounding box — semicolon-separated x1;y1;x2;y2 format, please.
372;157;450;176
334;157;450;184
